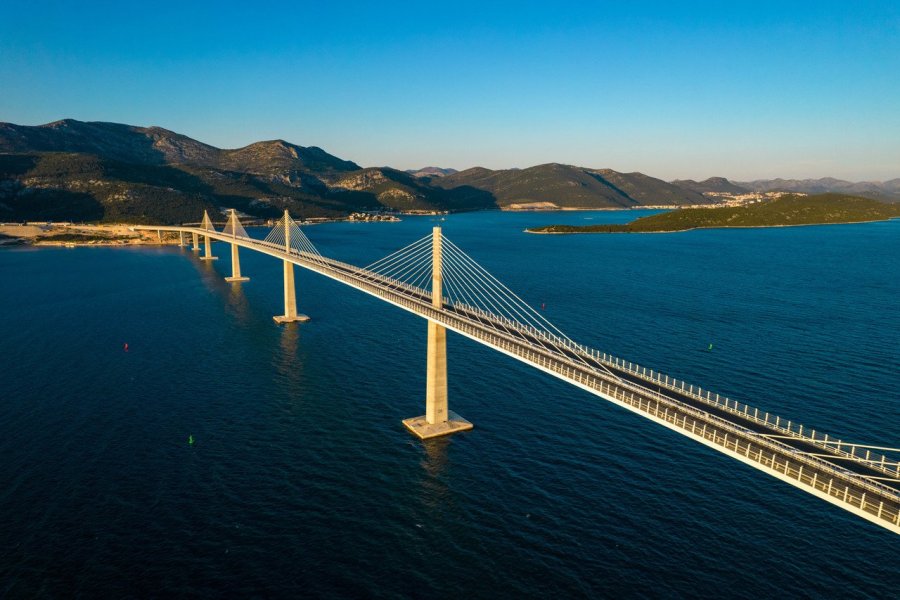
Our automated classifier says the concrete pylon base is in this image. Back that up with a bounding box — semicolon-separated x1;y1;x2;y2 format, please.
199;256;218;261
402;411;473;440
225;276;250;282
273;314;310;323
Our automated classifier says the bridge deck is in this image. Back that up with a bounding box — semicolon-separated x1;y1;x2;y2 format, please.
136;225;900;534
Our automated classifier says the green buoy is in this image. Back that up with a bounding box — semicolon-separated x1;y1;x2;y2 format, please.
707;343;714;351
188;434;194;445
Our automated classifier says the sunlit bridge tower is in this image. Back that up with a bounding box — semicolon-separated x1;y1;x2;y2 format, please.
223;209;249;282
198;210;218;261
273;209;310;323
402;226;474;439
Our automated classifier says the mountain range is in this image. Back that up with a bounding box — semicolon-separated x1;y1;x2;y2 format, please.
0;119;896;224
735;177;900;199
673;176;900;200
406;167;458;178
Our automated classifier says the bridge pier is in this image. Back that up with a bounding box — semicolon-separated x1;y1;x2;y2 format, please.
223;211;249;282
225;243;249;282
191;232;199;252
178;231;186;247
273;210;309;323
200;234;218;260
403;226;473;439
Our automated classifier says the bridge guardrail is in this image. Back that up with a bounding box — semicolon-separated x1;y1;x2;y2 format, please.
576;350;900;478
435;304;900;528
449;321;900;529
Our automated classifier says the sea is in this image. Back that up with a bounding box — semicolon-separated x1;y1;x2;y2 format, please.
1;210;898;598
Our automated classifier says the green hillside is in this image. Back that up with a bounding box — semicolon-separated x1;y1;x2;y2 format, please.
434;163;706;208
0;120;498;222
528;194;900;234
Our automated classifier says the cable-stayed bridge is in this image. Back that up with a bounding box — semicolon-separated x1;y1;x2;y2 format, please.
135;210;900;535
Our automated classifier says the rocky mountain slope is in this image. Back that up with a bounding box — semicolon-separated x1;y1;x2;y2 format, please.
0;120;454;223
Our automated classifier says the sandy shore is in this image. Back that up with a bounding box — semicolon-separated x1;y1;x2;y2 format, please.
0;223;182;246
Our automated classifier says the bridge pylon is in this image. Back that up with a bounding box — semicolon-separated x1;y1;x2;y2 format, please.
199;210;218;261
224;210;249;282
403;226;473;439
273;209;309;323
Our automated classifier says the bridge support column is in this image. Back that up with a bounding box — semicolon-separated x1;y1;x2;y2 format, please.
273;210;309;323
200;234;218;260
178;231;186;247
225;244;249;282
191;232;199;251
403;226;473;439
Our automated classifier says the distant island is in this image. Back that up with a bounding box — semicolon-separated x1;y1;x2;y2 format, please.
526;194;900;234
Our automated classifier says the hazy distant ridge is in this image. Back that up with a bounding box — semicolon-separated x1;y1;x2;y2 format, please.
735;177;900;200
406;167;458;178
670;177;749;195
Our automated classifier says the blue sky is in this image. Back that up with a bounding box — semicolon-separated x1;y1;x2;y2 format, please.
2;1;898;180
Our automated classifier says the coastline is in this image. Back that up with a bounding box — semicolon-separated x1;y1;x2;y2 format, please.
0;213;408;248
7;209;896;247
525;216;900;234
0;223;177;247
501;204;681;212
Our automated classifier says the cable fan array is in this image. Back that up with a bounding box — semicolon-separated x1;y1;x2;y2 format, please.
440;237;605;369
358;232;611;373
221;211;249;239
199;211;217;232
262;213;324;262
357;233;435;292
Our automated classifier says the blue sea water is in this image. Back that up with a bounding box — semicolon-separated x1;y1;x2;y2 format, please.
1;211;898;598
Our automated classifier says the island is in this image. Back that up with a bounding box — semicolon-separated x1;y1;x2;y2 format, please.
526;194;900;234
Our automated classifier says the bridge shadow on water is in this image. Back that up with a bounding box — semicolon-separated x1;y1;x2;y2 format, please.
277;322;304;389
184;248;256;326
225;281;251;326
419;437;450;493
